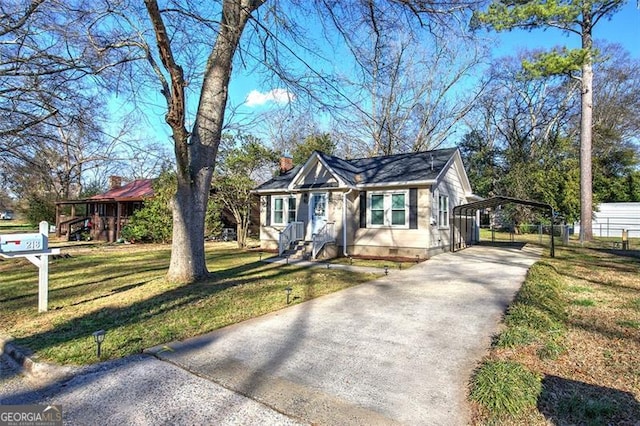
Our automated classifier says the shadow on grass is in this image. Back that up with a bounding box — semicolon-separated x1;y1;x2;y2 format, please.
10;259;318;361
542;253;640;293
0;263;169;309
593;248;640;260
69;281;155;306
568;315;640;345
538;375;640;426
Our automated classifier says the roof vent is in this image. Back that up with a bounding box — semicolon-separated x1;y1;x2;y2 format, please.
430;155;434;171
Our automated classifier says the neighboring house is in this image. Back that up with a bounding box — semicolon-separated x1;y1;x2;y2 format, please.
56;176;260;242
253;148;480;260
56;177;154;242
574;202;640;238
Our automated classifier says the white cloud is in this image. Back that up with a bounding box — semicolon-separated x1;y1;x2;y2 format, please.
245;88;294;107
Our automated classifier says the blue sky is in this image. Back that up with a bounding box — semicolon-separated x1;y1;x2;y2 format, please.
490;1;639;58
130;2;640;151
228;2;639;119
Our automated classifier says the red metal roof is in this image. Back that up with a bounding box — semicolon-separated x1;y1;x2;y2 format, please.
90;179;154;202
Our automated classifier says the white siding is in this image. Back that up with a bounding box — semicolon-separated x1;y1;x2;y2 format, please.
430;163;467;249
575;202;640;238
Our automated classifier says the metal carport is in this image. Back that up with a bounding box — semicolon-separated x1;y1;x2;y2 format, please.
452;196;555;257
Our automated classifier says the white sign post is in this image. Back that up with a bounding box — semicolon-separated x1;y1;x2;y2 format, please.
0;221;60;312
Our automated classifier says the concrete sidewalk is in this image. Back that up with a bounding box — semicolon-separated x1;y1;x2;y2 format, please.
149;244;541;425
1;352;303;425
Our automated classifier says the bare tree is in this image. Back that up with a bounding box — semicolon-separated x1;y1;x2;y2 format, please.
336;34;487;155
79;0;484;283
1;1;153;205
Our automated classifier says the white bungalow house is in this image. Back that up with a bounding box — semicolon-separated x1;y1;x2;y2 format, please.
253;147;480;260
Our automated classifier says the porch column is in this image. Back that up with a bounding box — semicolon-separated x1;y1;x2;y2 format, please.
55;203;61;237
116;202;122;240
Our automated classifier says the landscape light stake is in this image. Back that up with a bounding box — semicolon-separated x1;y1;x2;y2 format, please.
285;287;292;304
259;252;262;261
384;265;389;275
326;262;330;269
92;330;106;358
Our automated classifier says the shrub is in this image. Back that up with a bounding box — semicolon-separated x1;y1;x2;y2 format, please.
24;195;55;225
506;304;564;334
470;360;542;416
496;326;536;349
121;172;174;243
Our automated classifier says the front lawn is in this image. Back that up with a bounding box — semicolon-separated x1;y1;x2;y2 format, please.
470;246;640;425
0;242;379;365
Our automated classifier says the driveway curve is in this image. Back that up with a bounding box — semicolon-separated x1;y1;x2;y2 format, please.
149;244;541;425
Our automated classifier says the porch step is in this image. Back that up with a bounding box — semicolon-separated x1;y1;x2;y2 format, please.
282;241;311;260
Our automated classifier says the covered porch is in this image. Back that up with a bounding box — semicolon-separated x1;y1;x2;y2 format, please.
55;178;154;242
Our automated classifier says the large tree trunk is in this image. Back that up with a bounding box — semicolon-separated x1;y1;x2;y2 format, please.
167;0;262;282
579;18;593;242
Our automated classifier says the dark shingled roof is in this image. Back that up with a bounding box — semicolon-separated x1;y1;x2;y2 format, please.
255;148;458;191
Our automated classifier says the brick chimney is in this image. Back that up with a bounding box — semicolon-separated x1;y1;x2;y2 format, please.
279;156;293;174
109;176;122;189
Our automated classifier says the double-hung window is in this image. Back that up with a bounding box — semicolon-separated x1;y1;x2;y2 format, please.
438;194;449;228
272;196;296;225
370;194;385;225
391;193;406;225
368;191;408;227
287;197;296;223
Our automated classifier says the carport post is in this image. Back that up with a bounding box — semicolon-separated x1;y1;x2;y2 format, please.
464;211;468;248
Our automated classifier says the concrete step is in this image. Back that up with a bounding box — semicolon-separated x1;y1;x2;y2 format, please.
282;241;311;260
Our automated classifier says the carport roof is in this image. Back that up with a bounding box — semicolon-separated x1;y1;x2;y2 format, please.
453;196;553;215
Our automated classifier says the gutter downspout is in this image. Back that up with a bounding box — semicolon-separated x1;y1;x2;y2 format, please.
343;188;354;257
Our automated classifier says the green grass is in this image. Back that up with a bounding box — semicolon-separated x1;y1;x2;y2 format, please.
571;298;596;307
0;242;379;364
0;222;37;233
470;360;542;416
616;320;640;329
493;263;566;352
477;228;640;250
567;285;593;294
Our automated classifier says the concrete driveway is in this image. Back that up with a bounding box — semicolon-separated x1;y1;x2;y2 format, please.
149;244;541;425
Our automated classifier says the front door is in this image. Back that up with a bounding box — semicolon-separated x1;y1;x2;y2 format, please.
311;193;328;236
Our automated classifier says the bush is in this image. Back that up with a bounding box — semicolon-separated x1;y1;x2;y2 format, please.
505;304;564;334
495;325;536;349
205;197;223;238
24;195;55;225
470;360;542;416
121;172;174;243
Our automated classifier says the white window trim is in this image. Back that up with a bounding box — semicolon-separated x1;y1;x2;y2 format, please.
271;195;296;225
367;190;410;229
